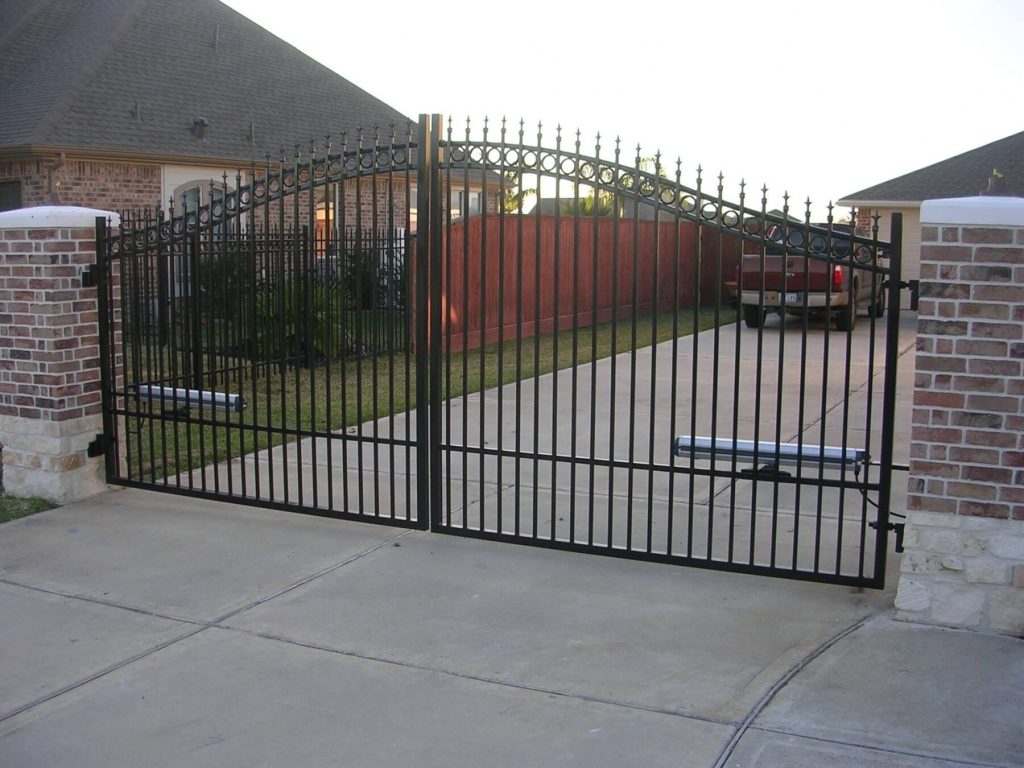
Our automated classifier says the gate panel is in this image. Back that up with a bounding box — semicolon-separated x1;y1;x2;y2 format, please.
424;117;902;587
96;113;905;587
98;129;425;527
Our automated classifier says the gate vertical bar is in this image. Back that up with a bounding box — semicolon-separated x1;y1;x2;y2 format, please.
427;114;445;531
95;216;117;481
873;211;902;586
415;116;433;530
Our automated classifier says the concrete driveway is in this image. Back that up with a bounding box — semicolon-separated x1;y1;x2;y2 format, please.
1;313;1022;767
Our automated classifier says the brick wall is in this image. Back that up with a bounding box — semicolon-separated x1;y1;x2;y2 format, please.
896;196;1024;634
0;207;120;502
0;156;162;211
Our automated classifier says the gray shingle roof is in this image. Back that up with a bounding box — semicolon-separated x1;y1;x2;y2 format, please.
838;130;1024;204
0;0;412;163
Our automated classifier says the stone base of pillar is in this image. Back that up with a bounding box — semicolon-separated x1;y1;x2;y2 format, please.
0;414;107;505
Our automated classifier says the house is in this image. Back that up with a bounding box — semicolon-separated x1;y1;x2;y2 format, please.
0;0;496;230
837;130;1024;304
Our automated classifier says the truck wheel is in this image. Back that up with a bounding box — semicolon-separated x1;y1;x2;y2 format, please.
743;304;766;329
835;292;858;331
869;289;886;318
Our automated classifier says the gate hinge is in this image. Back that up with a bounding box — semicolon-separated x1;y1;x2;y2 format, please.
900;279;919;311
81;267;97;288
87;434;109;458
870;520;906;553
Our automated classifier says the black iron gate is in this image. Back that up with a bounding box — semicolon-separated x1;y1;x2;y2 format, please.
97;114;904;587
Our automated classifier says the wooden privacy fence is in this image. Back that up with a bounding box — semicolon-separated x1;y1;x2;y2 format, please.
413;215;741;353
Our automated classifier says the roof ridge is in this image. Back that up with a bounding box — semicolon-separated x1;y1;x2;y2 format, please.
30;0;154;144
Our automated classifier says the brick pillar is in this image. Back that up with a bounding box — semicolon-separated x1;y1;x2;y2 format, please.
0;206;120;504
895;196;1024;634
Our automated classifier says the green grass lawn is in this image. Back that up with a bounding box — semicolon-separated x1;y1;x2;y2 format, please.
120;307;725;481
0;494;53;524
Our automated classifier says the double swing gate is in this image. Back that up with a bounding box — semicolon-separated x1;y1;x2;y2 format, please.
96;114;904;588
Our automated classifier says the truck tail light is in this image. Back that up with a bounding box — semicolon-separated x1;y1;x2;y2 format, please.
832;265;843;291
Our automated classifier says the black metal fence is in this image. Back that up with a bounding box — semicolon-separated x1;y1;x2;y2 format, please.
96;115;904;587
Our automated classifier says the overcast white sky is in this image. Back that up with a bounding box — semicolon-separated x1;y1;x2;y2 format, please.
223;0;1023;217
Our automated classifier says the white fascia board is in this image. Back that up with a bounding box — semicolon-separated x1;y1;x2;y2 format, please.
835;200;922;209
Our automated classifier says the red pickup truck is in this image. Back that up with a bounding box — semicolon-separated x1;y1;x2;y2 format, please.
738;224;886;331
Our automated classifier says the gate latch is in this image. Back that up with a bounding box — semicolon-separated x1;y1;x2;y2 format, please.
870;520;906;553
900;279;919;311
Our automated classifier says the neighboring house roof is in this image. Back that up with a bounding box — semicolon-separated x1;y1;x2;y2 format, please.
838;130;1024;205
0;0;411;164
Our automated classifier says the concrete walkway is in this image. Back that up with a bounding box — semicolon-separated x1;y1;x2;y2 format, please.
1;314;1022;767
1;493;1021;767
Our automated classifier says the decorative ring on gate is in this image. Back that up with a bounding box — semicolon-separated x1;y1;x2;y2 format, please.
638;177;656;197
359;153;374;170
487;147;503;165
579;161;595;181
393;148;407;165
328;158;343;177
679;195;696;213
560;157;578;176
268;178;280;194
159;222;171;240
743;218;761;236
617;173;634;191
722;209;740;228
172;219;184;235
503;148;520;166
376;150;391;168
147;228;158;245
700;201;719;221
240;189;251;206
469;147;485;164
832;240;852;259
199;209;210;225
212;201;224;219
659;187;676;206
313;161;326;178
186;212;197;229
599;167;615;185
449;147;466;163
226;194;237;211
854;244;874;264
110;240;121;255
344;155;359;172
253;182;265;199
135;232;146;248
521;150;538;167
540;152;557;172
298;168;311;185
809;233;827;253
283;173;295;188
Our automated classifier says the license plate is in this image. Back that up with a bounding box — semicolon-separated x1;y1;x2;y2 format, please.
784;292;802;305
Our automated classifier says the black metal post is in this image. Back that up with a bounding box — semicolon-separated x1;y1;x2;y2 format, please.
427;114;444;532
94;216;117;481
415;114;435;531
874;212;903;587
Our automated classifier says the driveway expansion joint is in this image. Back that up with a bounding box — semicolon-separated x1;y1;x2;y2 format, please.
0;530;415;726
213;624;738;730
710;612;876;768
